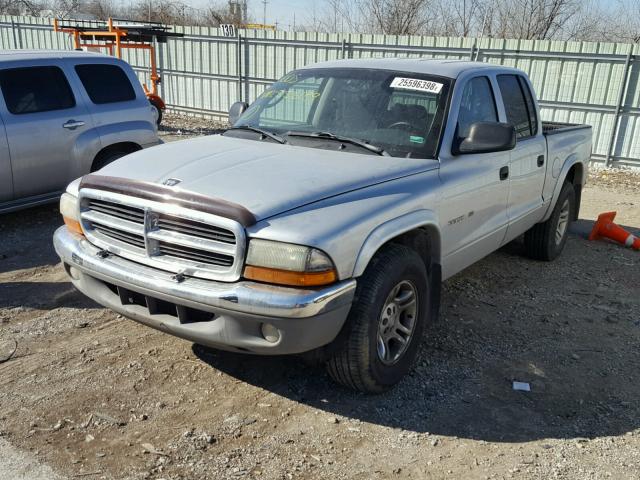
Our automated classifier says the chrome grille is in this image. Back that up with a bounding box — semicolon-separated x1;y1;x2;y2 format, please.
78;189;246;282
156;214;236;244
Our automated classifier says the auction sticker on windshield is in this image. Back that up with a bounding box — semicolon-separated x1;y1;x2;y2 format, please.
390;77;443;94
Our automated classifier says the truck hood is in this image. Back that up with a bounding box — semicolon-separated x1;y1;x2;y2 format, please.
97;135;438;222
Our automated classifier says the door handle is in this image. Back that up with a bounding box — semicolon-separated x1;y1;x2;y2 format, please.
537;155;545;167
499;166;509;181
62;120;85;130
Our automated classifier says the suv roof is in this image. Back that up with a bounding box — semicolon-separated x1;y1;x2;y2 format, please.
301;58;521;79
0;49;109;63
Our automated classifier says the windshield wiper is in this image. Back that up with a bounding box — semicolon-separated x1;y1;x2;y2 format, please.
225;125;287;144
286;131;388;156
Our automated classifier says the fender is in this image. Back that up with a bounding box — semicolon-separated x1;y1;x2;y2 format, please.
352;209;441;278
96;120;157;150
540;153;584;222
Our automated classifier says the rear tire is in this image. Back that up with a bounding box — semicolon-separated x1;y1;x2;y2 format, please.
325;244;430;393
524;181;575;261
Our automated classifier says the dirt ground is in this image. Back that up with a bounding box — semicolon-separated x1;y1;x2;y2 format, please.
0;119;639;480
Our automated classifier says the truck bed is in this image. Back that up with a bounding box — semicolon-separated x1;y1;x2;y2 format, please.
542;121;591;136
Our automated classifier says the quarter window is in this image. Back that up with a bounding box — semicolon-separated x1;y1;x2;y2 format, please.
0;66;75;114
75;64;136;104
497;74;536;138
456;76;498;140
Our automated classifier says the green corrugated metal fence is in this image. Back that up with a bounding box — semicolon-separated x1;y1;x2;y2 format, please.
1;15;639;167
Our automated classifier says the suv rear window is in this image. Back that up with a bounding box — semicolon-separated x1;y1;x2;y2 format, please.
75;64;136;104
0;66;75;114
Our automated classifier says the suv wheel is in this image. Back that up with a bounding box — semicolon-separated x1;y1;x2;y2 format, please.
326;244;430;393
524;181;576;261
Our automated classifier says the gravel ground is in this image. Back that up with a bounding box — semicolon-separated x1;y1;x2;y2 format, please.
0;117;639;480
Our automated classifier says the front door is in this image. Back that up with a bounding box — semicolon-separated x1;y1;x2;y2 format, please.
439;75;511;279
0;64;93;198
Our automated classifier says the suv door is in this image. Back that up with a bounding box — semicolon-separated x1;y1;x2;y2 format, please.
439;75;511;278
0;112;11;202
73;62;153;132
0;64;94;198
496;74;547;242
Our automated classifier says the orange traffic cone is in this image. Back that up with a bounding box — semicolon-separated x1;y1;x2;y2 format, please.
589;211;640;250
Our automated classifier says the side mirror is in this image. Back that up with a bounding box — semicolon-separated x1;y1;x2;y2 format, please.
228;101;249;125
453;121;516;155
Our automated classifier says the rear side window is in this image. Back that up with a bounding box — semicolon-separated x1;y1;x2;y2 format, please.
497;74;536;139
456;76;498;140
0;66;75;114
75;64;136;104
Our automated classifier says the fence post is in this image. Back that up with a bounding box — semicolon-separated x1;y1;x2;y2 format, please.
468;40;476;60
341;38;346;59
606;49;633;167
237;33;243;103
11;19;23;49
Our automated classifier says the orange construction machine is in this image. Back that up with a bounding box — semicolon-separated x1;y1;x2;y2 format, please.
53;18;183;125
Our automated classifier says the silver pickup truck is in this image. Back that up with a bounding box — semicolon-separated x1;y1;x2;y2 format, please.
53;59;592;392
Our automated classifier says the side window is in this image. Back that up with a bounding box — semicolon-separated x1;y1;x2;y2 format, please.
456;76;498;140
497;74;535;139
0;66;75;114
75;64;136;104
518;76;538;136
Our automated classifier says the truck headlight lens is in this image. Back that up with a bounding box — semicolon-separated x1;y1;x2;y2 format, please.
244;239;337;287
60;192;83;236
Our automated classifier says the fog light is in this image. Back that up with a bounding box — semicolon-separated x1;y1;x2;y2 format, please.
260;323;280;343
69;266;81;281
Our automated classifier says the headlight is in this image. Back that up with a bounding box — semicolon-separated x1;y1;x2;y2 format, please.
244;239;337;287
60;192;83;236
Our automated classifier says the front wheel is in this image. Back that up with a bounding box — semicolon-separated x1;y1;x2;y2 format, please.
524;181;576;261
326;244;430;393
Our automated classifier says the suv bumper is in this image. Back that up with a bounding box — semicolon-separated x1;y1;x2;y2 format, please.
53;227;356;355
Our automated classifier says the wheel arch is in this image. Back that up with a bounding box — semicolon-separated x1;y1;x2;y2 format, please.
542;154;586;222
352;210;441;279
90;142;142;172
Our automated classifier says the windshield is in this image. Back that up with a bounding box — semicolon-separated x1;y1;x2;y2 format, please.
232;68;451;158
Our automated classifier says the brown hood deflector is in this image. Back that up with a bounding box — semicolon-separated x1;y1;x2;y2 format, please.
80;174;257;227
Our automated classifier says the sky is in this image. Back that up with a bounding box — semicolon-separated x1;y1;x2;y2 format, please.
212;0;317;29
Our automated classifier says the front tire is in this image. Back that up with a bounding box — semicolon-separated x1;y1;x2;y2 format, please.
326;244;430;393
524;181;576;261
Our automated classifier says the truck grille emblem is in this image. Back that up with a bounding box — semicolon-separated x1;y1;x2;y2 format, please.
163;178;182;187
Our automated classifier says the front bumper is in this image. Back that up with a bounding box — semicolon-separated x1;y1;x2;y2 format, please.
53;227;356;354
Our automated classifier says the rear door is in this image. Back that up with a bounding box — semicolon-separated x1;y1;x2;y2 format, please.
0;111;11;202
72;61;153;131
0;63;94;198
496;74;547;241
439;74;511;278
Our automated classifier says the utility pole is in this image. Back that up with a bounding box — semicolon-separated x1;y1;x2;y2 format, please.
262;0;267;26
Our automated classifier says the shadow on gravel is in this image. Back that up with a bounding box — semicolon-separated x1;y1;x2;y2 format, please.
0;204;62;274
0;281;100;310
193;229;640;443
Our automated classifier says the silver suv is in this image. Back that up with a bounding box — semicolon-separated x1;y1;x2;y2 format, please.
0;50;160;213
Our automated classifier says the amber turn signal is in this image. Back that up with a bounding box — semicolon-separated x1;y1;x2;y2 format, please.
244;265;337;287
63;216;84;236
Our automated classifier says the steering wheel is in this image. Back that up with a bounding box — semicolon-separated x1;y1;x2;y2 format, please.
386;121;415;131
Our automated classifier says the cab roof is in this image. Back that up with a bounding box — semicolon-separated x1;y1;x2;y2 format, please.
0;49;109;63
301;58;522;79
